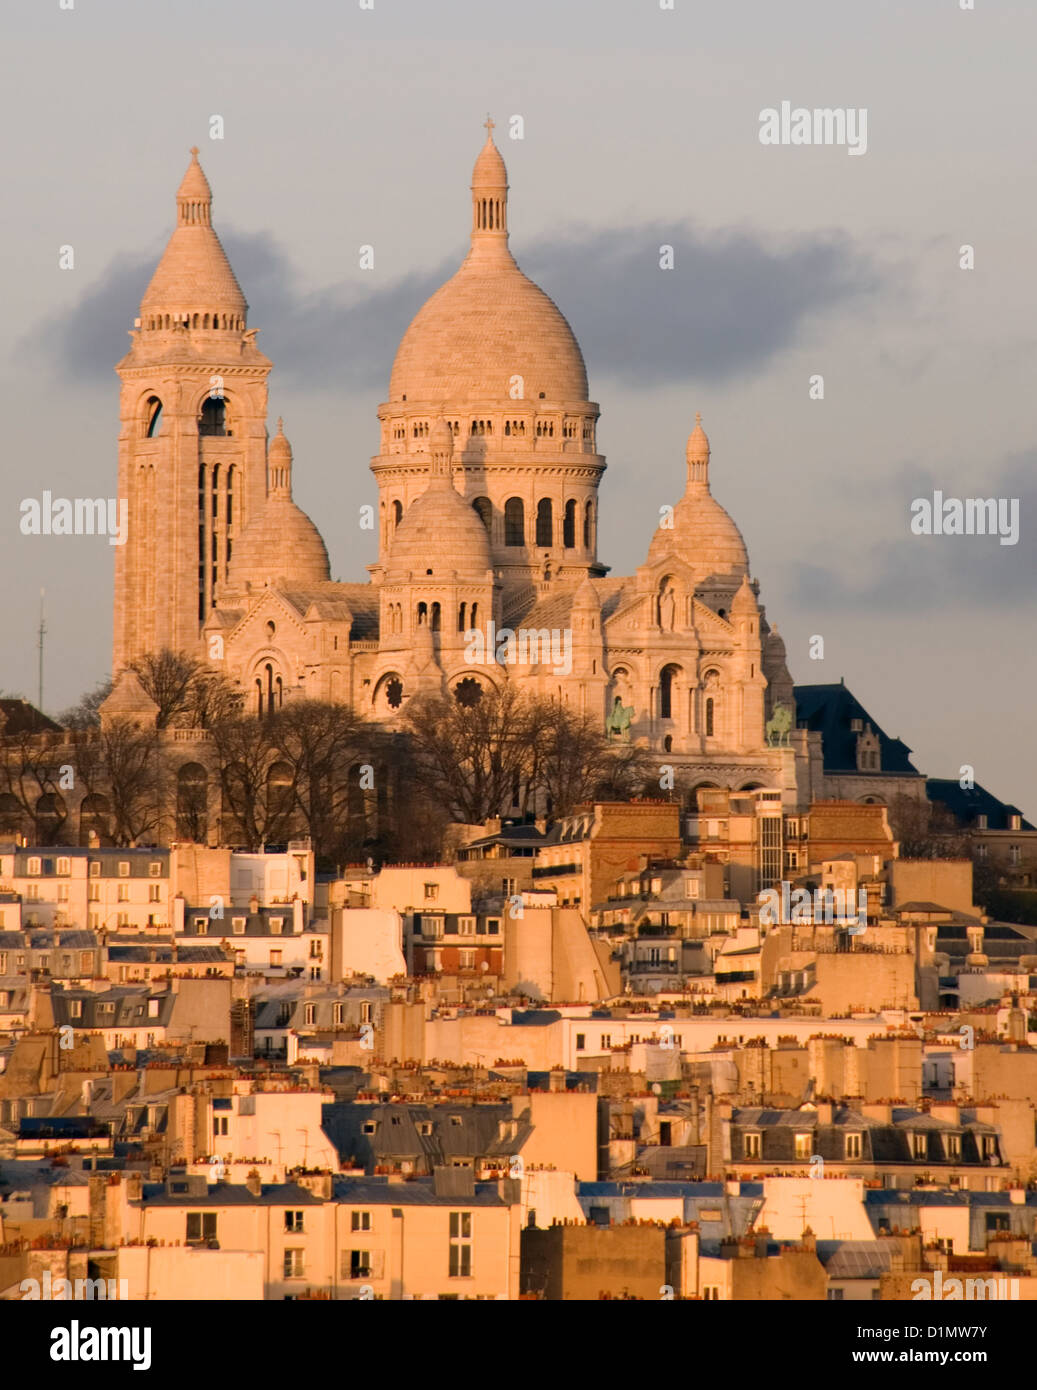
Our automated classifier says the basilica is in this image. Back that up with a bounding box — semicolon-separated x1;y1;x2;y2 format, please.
110;124;798;797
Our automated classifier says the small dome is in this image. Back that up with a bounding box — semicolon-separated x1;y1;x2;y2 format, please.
269;417;292;466
141;148;247;323
686;412;710;466
388;482;491;577
429;416;454;456
572;575;600;608
647;492;749;583
226;496;330;591
472;132;508;189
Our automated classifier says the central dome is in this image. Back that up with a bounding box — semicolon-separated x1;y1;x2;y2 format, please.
387;127;589;406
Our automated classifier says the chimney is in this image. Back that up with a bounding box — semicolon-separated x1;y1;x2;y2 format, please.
245;1169;262;1197
249;894;259;915
173;895;185;934
126;1171;143;1202
549;1067;566;1093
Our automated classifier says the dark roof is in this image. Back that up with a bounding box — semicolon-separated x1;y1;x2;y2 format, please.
794;684;920;776
817;1240;895;1279
926;778;1034;832
331;1176;507;1206
138;1180;323;1207
0;699;63;735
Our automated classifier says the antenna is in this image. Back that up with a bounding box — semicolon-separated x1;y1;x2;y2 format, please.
37;588;46;712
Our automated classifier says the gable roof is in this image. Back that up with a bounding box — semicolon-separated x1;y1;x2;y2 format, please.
926;778;1034;832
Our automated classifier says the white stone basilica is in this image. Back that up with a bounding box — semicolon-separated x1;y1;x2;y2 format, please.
111;124;797;794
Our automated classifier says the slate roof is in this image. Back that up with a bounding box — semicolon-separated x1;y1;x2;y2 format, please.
817;1240;895;1279
331;1176;507;1206
926;778;1034;832
321;1100;533;1171
138;1180;323;1207
794;683;920;775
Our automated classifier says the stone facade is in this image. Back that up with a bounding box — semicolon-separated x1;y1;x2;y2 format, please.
113;128;798;798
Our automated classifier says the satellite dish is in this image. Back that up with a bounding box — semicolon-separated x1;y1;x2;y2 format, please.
480;961;489;972
652;1083;662;1095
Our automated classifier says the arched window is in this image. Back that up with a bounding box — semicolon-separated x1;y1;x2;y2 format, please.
458;602;467;632
199;396;226;436
705;697;715;737
35;793;66;845
176;764;208;842
430;602;441;632
417;602;428;625
504;497;525;547
563;499;576;548
472;496;492;533
470;602;478;627
583;500;593;549
660;664;680;721
536;498;553;547
392;499;403;528
145;397;163;437
256;678;263;717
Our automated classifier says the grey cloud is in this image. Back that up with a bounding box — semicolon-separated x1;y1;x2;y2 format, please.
27;222;882;393
787;450;1037;611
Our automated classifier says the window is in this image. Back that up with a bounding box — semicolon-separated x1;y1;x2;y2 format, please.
186;1212;217;1243
352;1211;372;1232
232;916;246;934
472;496;492;534
270;950;282;968
304;1004;316;1025
424;882;439;902
459;949;475;969
213;1116;229;1136
149;861;162;878
194;918;208;934
347;1249;371;1279
457;916;476;936
845;1132;862;1159
486;919;500;936
283;1249;304;1279
600;1034;611;1049
743;1133;761;1159
89;862;100;878
56;856;71;875
88;884;100;902
25;884;39;902
1010;845;1021;866
504;497;525;546
946;1134;961;1159
27;857;41;876
449;1211;472;1277
828;1288;844;1301
269;917;283;935
117;884;130;902
702;1286;720;1301
57;884;69;902
284;1211;304;1233
535;497;553;547
912;1133;928;1160
118;862;130;877
563;499;576;548
149;884;161;902
69;999;82;1019
794;1133;812;1160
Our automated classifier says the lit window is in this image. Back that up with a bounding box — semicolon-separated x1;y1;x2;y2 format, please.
448;1211;472;1277
794;1133;812;1160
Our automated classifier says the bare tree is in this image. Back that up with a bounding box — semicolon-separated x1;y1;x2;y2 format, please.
102;718;165;846
60;678;114;731
127;649;238;730
888;792;970;860
270;701;370;859
208;716;292;850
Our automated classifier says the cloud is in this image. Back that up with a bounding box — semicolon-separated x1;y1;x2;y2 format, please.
25;220;881;393
786;449;1037;611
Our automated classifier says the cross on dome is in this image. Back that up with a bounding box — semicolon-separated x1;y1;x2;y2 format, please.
483;115;495;136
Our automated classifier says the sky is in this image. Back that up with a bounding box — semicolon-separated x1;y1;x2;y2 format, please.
2;0;1034;816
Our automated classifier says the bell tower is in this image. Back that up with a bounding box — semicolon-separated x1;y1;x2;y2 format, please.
112;148;271;672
